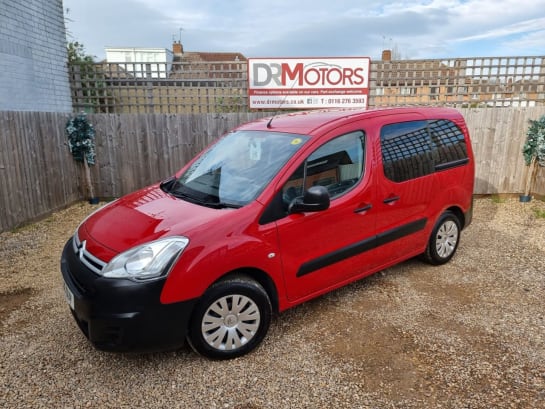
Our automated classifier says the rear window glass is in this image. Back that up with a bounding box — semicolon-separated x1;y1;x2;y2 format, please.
428;119;468;165
380;119;469;183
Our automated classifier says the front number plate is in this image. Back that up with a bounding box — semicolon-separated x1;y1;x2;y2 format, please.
64;282;75;310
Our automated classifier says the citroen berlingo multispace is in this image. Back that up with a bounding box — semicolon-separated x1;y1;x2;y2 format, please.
61;107;474;359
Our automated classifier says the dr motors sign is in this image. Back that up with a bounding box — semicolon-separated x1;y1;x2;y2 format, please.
248;57;370;109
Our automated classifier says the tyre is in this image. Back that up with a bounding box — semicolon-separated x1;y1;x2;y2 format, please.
187;275;272;359
421;211;461;265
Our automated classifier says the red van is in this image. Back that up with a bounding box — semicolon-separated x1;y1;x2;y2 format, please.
61;107;474;359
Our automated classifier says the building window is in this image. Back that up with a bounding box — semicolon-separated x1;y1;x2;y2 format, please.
400;87;417;96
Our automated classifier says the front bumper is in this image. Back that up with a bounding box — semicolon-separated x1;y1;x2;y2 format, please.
60;238;197;353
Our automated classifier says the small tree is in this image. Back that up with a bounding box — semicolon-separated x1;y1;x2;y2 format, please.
522;115;545;198
66;112;97;202
67;41;109;113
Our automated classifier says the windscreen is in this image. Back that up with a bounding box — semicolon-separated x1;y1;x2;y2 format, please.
170;130;309;207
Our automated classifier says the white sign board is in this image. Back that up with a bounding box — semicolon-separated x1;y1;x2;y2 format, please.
248;57;370;109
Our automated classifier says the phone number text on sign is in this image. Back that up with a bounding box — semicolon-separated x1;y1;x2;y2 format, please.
251;95;368;109
248;57;370;109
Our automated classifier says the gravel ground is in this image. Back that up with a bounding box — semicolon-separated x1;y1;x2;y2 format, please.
1;197;544;408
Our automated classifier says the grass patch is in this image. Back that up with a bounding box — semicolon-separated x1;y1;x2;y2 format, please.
533;208;545;219
491;195;506;203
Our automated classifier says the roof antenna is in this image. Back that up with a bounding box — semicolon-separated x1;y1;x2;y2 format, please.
267;94;290;128
265;62;322;129
266;76;300;128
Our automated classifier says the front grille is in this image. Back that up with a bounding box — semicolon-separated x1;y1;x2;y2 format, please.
73;232;107;275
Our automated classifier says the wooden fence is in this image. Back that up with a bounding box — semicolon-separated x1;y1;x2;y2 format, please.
0;111;81;232
88;112;267;198
68;60;248;114
465;107;545;196
1;108;544;232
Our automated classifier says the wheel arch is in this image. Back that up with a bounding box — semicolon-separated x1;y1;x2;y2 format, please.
445;205;465;229
212;268;280;314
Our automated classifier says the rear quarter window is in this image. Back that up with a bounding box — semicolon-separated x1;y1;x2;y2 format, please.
428;119;468;169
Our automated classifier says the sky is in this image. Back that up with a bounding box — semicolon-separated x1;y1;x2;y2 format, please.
63;0;545;61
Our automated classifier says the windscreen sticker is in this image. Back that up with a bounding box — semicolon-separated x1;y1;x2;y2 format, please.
291;138;303;145
249;139;262;161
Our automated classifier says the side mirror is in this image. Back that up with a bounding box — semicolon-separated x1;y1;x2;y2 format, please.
288;185;330;214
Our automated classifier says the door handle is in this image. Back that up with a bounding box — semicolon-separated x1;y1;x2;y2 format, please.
383;195;400;204
354;204;372;213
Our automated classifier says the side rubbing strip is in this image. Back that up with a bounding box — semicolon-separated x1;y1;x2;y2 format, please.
297;236;376;278
296;218;427;277
375;218;427;247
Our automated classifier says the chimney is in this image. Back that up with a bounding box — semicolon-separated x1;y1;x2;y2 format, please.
382;49;392;61
173;41;183;54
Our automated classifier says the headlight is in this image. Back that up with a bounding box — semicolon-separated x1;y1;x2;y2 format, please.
101;237;189;281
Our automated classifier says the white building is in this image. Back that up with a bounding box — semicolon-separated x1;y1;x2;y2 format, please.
105;47;173;79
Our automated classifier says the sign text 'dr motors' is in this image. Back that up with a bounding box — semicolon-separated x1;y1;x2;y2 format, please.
248;58;370;109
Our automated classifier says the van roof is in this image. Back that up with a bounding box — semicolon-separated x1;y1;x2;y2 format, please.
237;107;462;136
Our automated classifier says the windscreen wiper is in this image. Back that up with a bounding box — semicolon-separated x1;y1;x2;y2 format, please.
170;190;200;203
160;176;177;193
200;201;242;209
168;187;240;209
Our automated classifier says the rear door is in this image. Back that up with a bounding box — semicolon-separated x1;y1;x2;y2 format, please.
371;114;438;263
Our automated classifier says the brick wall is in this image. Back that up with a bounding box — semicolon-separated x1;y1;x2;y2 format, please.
0;0;72;112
